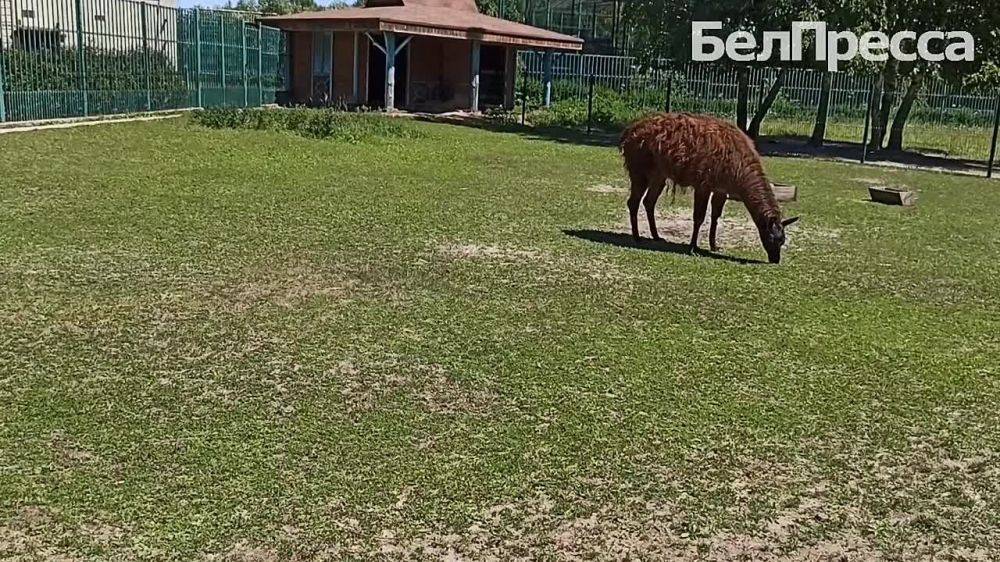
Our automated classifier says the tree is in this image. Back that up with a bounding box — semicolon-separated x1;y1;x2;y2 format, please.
809;71;832;146
623;0;818;138
823;0;1000;152
228;0;345;15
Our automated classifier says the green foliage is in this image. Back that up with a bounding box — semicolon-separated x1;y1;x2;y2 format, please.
528;88;647;130
192;107;423;142
1;48;186;92
226;0;342;15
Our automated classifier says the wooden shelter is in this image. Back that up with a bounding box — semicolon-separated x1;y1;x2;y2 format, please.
263;0;583;112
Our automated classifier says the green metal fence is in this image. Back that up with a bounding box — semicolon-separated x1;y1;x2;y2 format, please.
0;0;287;123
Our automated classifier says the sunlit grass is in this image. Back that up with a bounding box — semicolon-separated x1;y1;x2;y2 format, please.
1;117;998;559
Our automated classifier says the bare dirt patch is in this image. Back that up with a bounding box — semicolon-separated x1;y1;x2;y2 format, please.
852;177;886;185
1;507;126;561
617;208;837;249
320;442;1000;561
618;208;764;248
205;262;354;312
586;184;628;195
49;431;98;466
207;541;280;562
331;355;496;416
435;241;646;282
436;243;544;262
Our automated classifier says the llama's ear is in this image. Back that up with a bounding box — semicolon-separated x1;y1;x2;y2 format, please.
782;217;800;227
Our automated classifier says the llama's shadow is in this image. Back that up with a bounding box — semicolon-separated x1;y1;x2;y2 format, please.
564;229;766;265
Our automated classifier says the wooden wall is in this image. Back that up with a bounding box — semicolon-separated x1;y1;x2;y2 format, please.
407;36;472;112
290;31;312;105
287;30;515;112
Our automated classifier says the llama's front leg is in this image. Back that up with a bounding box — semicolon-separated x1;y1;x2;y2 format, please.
627;176;647;241
689;189;710;252
643;181;665;241
709;192;727;252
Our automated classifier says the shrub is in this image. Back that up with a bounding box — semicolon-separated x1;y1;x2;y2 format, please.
2;48;186;92
191;107;424;142
527;85;648;130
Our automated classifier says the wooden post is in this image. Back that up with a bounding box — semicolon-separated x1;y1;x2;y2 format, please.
352;31;360;103
384;31;395;110
195;9;203;108
542;49;553;107
988;92;1000;179
470;39;481;112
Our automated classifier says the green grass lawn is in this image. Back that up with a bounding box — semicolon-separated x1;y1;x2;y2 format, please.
2;116;999;560
759;117;995;161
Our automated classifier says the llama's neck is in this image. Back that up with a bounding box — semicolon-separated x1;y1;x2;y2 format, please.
739;173;782;227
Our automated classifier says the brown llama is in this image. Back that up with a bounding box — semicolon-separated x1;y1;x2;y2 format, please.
619;112;799;264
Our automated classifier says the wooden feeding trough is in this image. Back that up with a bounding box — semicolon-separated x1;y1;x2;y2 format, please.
869;186;917;206
730;182;797;203
770;182;798;202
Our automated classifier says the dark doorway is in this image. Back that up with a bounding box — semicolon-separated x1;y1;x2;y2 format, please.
480;45;507;107
367;41;409;108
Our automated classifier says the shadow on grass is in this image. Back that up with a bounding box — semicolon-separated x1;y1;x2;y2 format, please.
564;229;766;265
412;114;993;178
756;136;990;177
412;114;620;148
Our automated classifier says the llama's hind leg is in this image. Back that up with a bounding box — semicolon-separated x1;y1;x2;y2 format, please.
627;175;647;241
643;180;666;241
689;188;710;252
709;192;728;252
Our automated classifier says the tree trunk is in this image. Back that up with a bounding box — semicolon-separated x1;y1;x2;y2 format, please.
736;67;750;132
747;69;787;139
868;60;899;151
810;72;832;147
886;76;922;151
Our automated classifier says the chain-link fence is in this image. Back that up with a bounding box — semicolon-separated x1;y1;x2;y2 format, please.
518;52;1000;176
0;0;287;123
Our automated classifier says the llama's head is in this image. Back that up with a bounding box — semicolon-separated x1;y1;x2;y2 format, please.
759;216;799;264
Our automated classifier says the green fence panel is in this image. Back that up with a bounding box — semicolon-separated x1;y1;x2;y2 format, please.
0;0;286;123
0;34;6;122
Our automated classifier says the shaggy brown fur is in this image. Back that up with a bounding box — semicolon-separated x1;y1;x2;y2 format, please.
620;112;798;263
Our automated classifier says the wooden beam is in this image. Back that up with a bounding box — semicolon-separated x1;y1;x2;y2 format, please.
470;39;481;113
394;35;411;56
353;31;360;102
366;31;386;54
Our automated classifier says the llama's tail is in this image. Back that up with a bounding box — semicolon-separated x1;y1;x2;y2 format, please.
619;115;656;176
618;117;647;157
